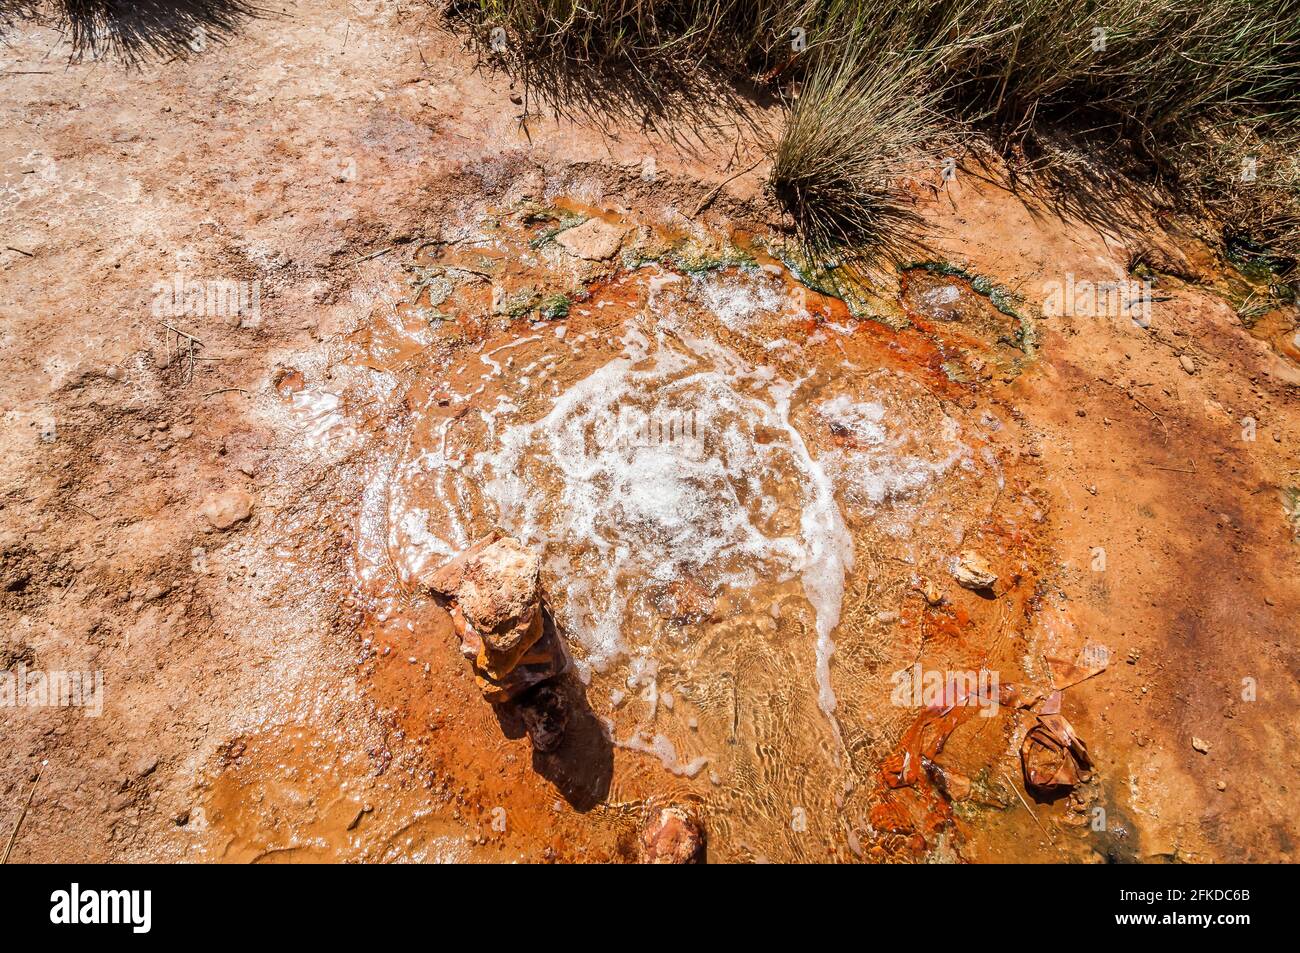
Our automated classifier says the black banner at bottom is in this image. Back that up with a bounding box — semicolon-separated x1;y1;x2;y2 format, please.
0;862;1280;938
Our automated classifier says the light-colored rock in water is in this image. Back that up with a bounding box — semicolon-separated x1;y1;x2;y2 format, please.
200;489;252;531
555;218;626;261
951;550;997;590
918;577;946;606
459;537;541;634
456;537;544;673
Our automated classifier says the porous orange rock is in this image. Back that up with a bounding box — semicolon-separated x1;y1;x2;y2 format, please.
640;805;706;864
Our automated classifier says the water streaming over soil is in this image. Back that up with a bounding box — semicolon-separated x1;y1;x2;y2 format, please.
205;201;1060;862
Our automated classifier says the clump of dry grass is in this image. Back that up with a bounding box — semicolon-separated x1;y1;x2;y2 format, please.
451;0;822;76
1175;121;1300;269
767;32;944;265
11;1;1296;271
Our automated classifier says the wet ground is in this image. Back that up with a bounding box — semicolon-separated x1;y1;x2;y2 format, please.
196;204;1134;863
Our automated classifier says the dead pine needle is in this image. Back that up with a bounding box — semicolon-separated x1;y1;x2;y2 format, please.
1004;771;1054;844
2;760;46;865
341;247;393;268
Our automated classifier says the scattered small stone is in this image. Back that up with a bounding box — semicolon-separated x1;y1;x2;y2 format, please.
918;578;945;606
199;488;253;530
1179;354;1197;375
1192;736;1210;754
1216;780;1227;791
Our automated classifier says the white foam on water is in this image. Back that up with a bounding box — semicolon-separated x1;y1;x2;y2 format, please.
690;270;783;332
460;322;814;675
616;729;710;778
815;390;976;518
289;388;357;454
921;283;962;311
379;279;999;771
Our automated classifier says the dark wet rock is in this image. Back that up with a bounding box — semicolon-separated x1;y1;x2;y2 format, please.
519;683;569;753
640;804;706;864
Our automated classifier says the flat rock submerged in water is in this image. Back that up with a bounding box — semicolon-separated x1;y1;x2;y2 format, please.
555;218;626;261
640;804;706;864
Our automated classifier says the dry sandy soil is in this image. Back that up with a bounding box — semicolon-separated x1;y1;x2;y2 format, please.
2;1;1298;863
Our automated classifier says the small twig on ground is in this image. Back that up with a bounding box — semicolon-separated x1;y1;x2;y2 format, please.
161;323;204;386
2;760;45;865
1146;463;1197;474
1004;771;1054;844
69;501;101;520
1099;376;1167;443
691;156;765;218
161;323;203;346
203;388;250;399
5;246;34;257
340;247;393;268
